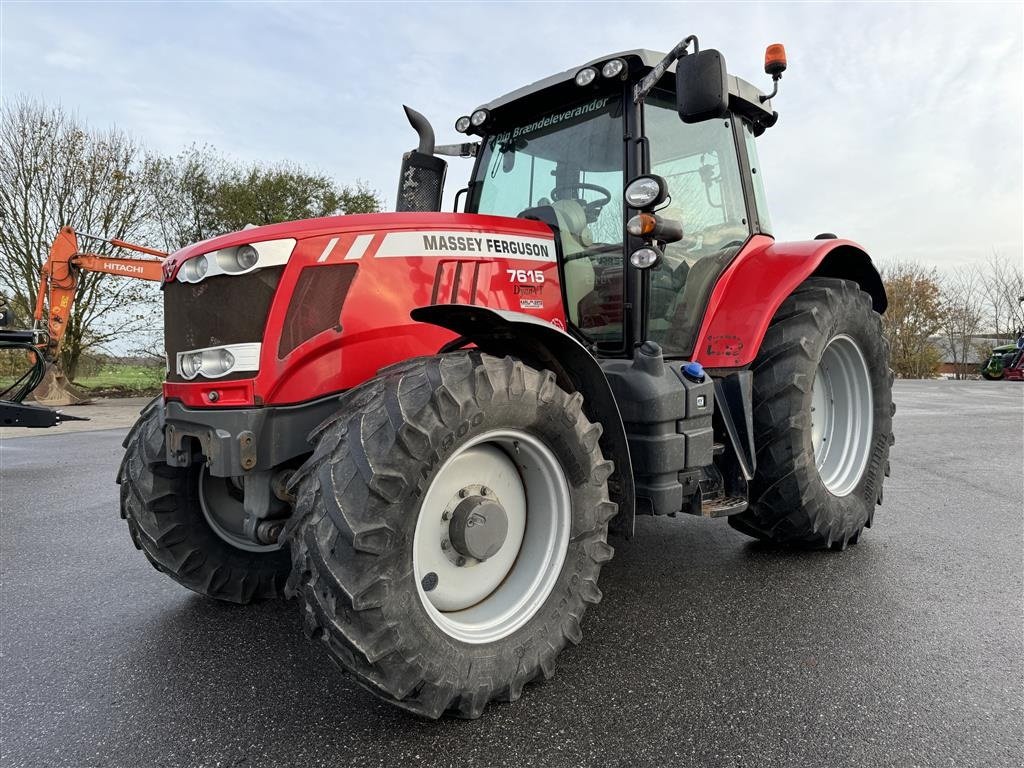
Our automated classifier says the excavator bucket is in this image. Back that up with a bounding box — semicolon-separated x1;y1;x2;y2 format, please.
29;362;91;406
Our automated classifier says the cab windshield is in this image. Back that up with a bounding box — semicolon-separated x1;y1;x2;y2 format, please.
470;90;757;358
471;96;625;347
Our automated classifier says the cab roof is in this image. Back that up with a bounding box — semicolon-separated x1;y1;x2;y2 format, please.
474;48;777;135
475;50;667;113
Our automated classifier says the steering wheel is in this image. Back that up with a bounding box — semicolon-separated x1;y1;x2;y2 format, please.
551;182;612;223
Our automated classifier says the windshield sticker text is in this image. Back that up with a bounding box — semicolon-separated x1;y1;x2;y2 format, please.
490;97;610;145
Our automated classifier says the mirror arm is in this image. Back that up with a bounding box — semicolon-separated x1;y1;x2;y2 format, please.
435;142;479;158
633;35;699;104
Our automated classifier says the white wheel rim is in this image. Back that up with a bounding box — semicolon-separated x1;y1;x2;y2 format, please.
412;429;571;644
810;334;874;497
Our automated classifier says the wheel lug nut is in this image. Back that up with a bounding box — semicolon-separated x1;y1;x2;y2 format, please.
458;489;468;498
456;556;466;567
441;540;450;551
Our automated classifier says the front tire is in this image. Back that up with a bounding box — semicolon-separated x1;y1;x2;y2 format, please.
117;399;291;602
284;352;616;718
729;278;894;549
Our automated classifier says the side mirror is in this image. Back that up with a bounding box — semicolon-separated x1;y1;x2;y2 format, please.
675;49;729;124
396;151;447;212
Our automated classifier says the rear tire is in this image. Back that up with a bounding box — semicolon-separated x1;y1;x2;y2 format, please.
729;278;894;549
117;399;291;602
284;352;616;718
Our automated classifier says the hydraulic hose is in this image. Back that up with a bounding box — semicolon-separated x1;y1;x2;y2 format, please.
0;340;45;403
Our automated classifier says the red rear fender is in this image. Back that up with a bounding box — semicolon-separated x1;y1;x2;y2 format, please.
693;236;886;369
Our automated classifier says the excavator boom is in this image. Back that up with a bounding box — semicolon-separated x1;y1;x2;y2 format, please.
33;226;165;359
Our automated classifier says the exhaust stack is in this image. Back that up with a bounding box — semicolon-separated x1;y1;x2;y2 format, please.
403;105;436;155
395;106;447;213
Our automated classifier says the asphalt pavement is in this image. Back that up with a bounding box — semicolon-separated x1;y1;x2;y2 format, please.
1;381;1021;768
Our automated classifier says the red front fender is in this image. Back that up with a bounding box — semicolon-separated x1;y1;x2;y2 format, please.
693;235;886;369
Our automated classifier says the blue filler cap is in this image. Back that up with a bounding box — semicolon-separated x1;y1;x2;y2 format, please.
682;362;705;383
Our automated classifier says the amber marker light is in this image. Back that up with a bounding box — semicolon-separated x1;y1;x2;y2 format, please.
626;213;658;237
764;43;787;77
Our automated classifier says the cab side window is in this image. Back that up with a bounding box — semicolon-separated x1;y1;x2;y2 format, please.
641;92;752;356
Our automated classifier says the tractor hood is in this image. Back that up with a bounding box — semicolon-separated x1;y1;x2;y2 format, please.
162;212;553;283
160;211;563;409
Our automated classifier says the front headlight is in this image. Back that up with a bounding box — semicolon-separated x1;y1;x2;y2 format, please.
629;245;663;269
575;67;598;86
470;109;490;128
179;255;209;283
215;243;262;273
179;351;202;379
176;343;260;380
234;244;259;270
175;239;295;283
624;175;668;210
198;348;235;378
601;58;626;79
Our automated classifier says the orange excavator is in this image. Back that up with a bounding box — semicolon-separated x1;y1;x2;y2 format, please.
1;226;165;426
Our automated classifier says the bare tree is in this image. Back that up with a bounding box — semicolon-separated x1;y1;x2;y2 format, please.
940;266;985;379
0;99;160;379
978;250;1024;339
880;260;944;378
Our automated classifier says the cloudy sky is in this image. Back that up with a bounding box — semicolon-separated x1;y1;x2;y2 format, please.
2;1;1021;270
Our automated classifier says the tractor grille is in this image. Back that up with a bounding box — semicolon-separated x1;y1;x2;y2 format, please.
164;267;284;383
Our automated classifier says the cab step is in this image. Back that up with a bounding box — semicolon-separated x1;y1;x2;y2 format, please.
700;494;748;518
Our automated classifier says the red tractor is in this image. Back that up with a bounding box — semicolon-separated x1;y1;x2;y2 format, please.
116;39;894;718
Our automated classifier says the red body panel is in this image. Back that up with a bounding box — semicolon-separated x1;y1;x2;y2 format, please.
163;213;565;407
692;235;872;369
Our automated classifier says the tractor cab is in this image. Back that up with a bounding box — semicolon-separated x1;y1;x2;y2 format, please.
399;41;784;359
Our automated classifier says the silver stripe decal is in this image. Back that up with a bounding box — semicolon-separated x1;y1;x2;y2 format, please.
317;237;339;263
344;233;375;260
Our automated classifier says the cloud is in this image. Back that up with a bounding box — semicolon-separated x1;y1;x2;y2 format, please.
1;1;1020;270
43;50;90;70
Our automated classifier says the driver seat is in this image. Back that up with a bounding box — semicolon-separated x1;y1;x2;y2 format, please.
548;199;594;325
